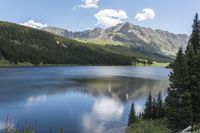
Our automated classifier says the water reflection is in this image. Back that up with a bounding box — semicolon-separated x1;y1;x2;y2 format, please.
82;97;125;133
92;97;124;121
71;77;169;102
0;66;170;133
27;95;47;103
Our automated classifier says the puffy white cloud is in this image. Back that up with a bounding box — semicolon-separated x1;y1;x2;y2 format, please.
94;9;128;27
21;20;48;29
135;8;155;21
79;0;100;8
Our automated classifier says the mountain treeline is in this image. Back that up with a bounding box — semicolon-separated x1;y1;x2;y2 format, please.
0;21;136;66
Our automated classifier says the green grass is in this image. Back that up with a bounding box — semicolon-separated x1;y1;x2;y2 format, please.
194;130;200;133
151;62;170;67
75;38;125;46
126;119;171;133
194;124;200;133
135;62;170;67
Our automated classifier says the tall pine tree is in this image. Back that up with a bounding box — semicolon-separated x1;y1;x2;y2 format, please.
166;48;193;131
152;98;157;119
185;13;200;124
189;13;200;54
128;103;137;127
144;93;152;120
156;92;165;118
196;52;200;123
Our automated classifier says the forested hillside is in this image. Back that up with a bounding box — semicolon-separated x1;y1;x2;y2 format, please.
0;21;135;66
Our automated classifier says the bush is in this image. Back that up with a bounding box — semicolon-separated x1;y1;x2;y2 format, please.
126;118;171;133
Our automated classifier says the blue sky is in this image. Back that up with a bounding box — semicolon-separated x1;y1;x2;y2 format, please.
0;0;200;34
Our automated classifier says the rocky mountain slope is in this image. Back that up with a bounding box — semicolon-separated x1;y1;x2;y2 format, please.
43;22;189;60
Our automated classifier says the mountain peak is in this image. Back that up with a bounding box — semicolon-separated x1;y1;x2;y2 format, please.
42;22;189;59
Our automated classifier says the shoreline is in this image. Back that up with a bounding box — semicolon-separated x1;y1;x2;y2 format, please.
0;62;170;68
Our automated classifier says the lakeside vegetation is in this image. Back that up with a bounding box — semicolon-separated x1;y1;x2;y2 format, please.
0;57;169;67
126;119;170;133
127;13;200;133
127;92;171;133
133;61;170;67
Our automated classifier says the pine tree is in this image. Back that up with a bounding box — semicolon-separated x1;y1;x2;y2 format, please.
144;93;152;120
196;53;200;123
185;45;199;124
128;103;137;126
166;48;193;131
156;92;165;118
189;13;200;54
185;13;200;124
152;98;157;119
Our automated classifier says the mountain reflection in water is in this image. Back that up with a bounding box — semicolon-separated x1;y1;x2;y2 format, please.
0;66;170;133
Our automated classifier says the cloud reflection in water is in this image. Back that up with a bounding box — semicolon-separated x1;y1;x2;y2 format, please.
82;96;124;133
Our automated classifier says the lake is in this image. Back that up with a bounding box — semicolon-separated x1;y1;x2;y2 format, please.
0;66;170;133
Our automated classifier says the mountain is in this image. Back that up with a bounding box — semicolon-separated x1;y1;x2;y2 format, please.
0;21;134;66
43;22;189;61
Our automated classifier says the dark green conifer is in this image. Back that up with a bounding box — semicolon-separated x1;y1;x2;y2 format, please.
189;13;200;54
166;48;193;131
156;92;165;118
144;93;152;120
185;13;200;124
152;98;157;119
128;103;137;126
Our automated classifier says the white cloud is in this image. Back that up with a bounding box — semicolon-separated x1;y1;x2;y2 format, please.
21;20;48;29
94;9;128;27
79;0;100;8
135;8;155;21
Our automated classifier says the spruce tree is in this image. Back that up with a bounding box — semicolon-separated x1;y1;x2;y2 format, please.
144;93;152;120
185;45;199;124
152;98;157;119
189;13;200;54
185;13;200;124
196;53;200;123
156;92;165;118
166;48;193;131
128;103;137;126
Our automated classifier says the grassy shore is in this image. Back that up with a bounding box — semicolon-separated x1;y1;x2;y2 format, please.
134;62;170;67
0;58;170;68
126;119;171;133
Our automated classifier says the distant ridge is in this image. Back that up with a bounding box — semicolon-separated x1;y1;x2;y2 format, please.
43;22;189;60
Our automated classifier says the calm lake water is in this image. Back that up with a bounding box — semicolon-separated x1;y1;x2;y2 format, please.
0;66;170;133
